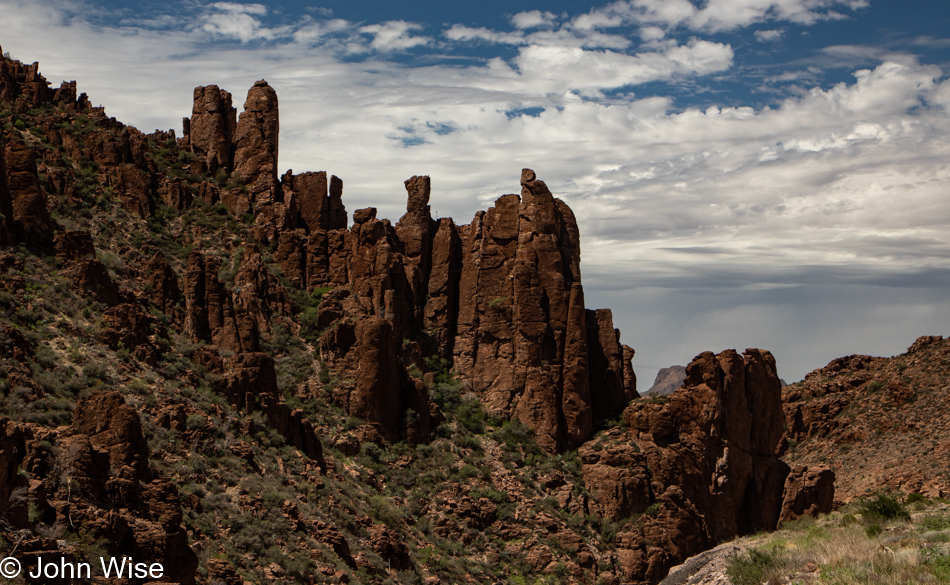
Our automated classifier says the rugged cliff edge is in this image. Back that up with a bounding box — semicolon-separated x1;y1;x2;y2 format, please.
0;47;830;585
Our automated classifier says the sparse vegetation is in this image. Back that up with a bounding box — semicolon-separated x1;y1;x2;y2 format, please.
727;499;950;585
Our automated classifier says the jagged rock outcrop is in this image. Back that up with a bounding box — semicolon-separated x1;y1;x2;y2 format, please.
647;365;687;396
451;170;638;452
223;352;326;464
0;137;14;246
231;80;279;211
779;465;836;523
186;85;236;175
301;169;637;450
73;390;152;480
143;251;182;318
0;393;198;585
578;349;819;583
183;250;248;353
4;138;53;248
1;54;643;460
781;335;950;502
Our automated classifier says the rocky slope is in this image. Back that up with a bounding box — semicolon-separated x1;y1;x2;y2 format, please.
783;334;950;503
0;47;829;585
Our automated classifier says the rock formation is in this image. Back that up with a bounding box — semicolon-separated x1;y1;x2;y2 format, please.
231;80;279;210
0;392;198;584
186;85;236;175
578;348;813;583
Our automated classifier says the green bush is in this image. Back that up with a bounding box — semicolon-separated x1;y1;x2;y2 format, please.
859;493;910;523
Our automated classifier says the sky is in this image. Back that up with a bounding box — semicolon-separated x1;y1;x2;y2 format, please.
3;0;950;384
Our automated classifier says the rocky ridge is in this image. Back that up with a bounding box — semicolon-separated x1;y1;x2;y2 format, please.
0;47;831;585
783;334;950;503
646;365;686;396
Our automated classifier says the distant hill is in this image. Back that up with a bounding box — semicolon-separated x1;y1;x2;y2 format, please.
647;365;687;395
783;335;950;503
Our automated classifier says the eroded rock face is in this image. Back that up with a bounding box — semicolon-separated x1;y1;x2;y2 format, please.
0;395;198;585
188;85;236;175
73;390;151;480
0;137;14;246
223;352;326;464
780;465;836;523
578;348;815;584
233;80;279;209
183;250;247;353
450;171;637;452
4;138;53;248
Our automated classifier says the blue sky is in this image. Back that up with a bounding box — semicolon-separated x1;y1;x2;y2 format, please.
4;0;950;383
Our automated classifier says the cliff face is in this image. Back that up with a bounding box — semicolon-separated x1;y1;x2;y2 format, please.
576;348;829;583
170;82;640;452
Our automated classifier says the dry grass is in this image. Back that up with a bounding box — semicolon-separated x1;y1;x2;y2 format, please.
727;498;950;585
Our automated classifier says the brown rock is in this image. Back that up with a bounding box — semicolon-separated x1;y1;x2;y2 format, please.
232;80;279;210
100;302;163;363
352;206;376;224
53;230;95;262
0;324;34;363
189;85;236;175
144;251;181;318
368;524;411;571
291;171;347;232
110;164;153;217
452;170;631;451
313;520;355;567
779;465;836;523
183;251;246;353
73;390;151;480
0;136;15;246
67;259;119;306
424;217;462;358
350;316;404;443
4;138;53;248
908;334;943;353
580;440;652;521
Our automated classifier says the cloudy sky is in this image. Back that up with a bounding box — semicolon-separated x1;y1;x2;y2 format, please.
3;0;950;383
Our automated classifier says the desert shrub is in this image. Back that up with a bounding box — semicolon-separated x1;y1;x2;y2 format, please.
859;493;910;523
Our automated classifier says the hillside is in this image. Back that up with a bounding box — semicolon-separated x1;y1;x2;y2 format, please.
783;335;950;503
662;494;950;585
0;46;838;585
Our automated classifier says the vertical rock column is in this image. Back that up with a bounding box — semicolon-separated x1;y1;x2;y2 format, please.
395;175;436;329
188;85;236;176
4;138;53;248
453;169;606;452
425;217;462;359
231;80;279;214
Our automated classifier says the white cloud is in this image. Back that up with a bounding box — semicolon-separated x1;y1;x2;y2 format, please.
443;24;523;45
754;28;784;42
360;20;429;51
570;0;866;33
511;10;558;29
508;40;732;96
200;2;278;42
